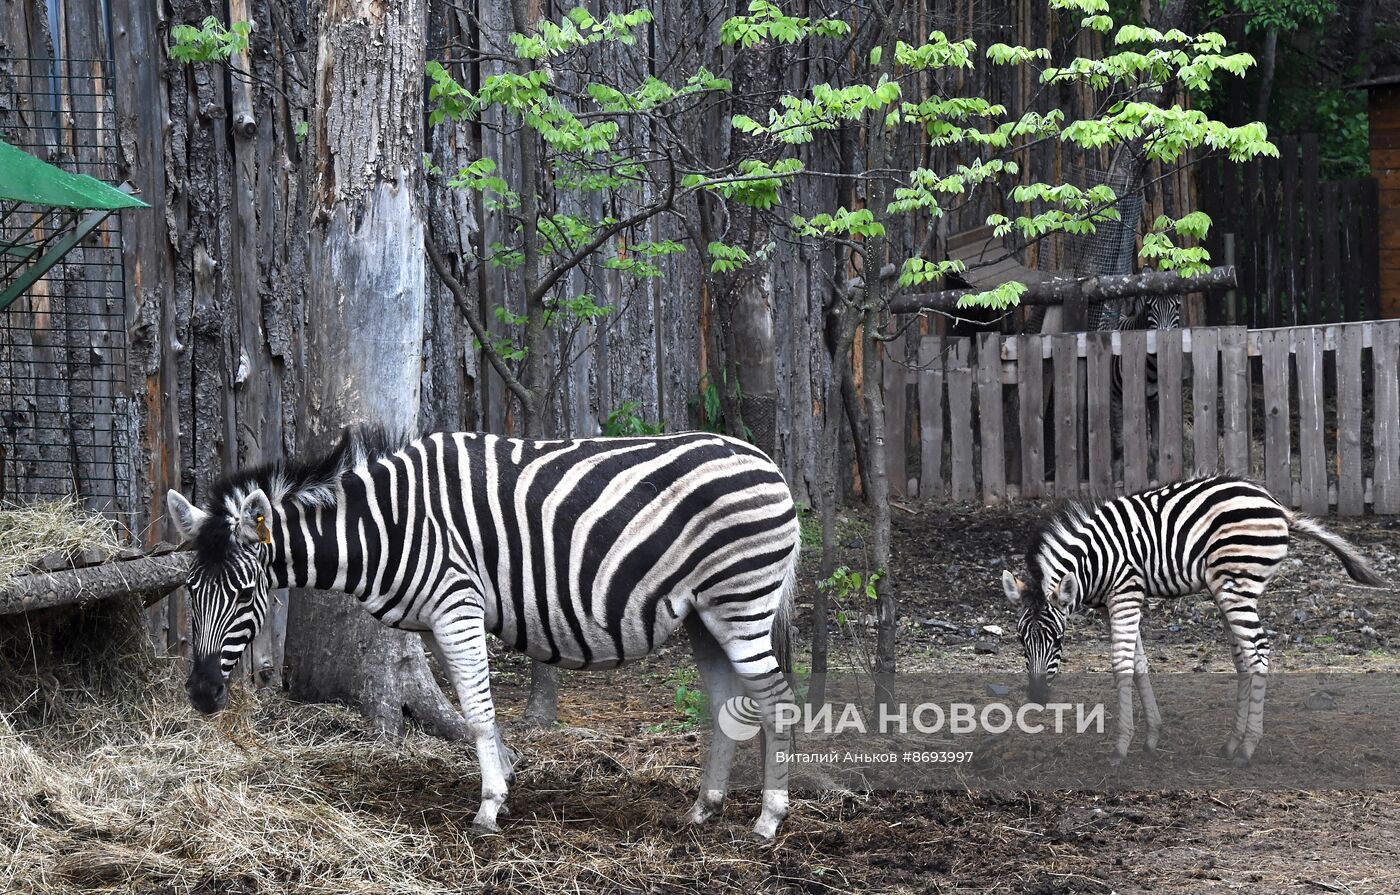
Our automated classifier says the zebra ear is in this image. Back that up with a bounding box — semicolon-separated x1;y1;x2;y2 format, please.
234;488;274;546
166;490;210;542
1001;570;1024;604
1053;575;1078;610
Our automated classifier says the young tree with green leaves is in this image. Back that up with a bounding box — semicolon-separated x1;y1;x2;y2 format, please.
699;0;1276;704
421;4;767;723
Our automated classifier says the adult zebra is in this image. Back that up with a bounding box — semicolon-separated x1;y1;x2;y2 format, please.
1000;476;1384;766
165;428;801;838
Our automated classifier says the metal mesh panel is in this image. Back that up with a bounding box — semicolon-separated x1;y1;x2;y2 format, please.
0;58;133;520
1063;162;1145;331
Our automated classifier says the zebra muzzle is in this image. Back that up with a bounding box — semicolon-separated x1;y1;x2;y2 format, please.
1027;675;1052;705
186;655;228;715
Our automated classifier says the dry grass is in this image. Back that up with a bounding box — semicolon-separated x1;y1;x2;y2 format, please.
2;652;1399;895
1;668;465;895
0;496;126;588
0;663;876;895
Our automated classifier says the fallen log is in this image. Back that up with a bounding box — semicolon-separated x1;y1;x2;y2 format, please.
889;265;1236;314
0;551;192;616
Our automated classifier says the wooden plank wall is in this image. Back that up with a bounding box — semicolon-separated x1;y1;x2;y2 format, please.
1371;85;1400;319
890;321;1400;515
1199;138;1383;327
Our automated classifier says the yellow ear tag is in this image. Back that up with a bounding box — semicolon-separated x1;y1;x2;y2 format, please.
255;514;271;545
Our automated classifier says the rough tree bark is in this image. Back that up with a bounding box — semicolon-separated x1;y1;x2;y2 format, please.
0;552;191;615
810;298;856;709
282;0;466;738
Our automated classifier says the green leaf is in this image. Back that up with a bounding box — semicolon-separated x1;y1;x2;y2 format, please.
170;16;251;63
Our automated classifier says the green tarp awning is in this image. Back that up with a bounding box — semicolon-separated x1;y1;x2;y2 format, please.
0;138;148;210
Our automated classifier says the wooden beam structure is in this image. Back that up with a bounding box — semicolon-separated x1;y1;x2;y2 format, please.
889;265;1237;314
0;551;191;616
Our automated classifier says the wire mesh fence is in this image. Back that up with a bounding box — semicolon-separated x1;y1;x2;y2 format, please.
0;57;133;523
1062;160;1146;331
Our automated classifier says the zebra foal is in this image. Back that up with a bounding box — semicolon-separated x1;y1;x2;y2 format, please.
165;428;801;838
1000;476;1384;766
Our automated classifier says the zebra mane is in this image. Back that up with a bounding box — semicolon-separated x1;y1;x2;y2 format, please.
1023;501;1095;602
192;426;402;568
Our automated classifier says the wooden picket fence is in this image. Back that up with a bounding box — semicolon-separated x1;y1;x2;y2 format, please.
883;320;1400;516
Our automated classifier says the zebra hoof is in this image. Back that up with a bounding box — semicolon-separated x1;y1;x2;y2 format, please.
1218;739;1239;759
470;819;502;835
1143;742;1162;761
1108;751;1126;768
1232;753;1253;769
685;804;717;826
745;829;777;845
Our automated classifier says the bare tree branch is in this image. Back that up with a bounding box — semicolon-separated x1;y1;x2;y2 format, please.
425;230;532;406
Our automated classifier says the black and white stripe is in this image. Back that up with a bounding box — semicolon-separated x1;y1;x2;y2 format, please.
1002;476;1383;766
167;428;801;838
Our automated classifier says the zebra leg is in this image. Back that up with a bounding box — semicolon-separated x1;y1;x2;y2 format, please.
1211;576;1271;766
1134;633;1163;756
699;609;795;841
1107;590;1146;765
682;614;740;826
429;614;511;832
1100;609;1161;751
422;632;516;785
1215;614;1251;760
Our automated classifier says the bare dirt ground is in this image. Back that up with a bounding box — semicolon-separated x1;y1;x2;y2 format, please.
2;499;1398;894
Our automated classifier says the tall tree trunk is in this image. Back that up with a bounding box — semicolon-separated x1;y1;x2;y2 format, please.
1254;25;1279;122
511;0;562;728
811;300;856;708
864;4;900;711
283;0;465;738
1351;0;1377;81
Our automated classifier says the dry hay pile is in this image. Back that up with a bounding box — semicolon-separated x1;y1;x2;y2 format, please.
0;498;143;732
0;497;126;588
0;672;457;895
0;669;858;895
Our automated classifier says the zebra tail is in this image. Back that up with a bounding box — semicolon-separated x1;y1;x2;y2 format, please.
772;545;799;678
1287;512;1387;587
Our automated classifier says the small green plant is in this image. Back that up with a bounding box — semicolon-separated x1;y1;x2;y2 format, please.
690;371;753;440
170;17;251;63
796;503;821;551
818;565;881;627
693;371;725;433
602;401;664;437
646;668;704;732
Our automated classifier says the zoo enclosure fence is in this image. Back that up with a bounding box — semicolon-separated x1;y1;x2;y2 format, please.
884;320;1400;516
1197;134;1381;328
0;56;133;522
